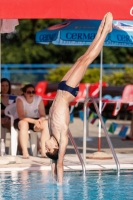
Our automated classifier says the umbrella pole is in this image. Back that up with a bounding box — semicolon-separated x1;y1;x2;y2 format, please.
98;48;103;151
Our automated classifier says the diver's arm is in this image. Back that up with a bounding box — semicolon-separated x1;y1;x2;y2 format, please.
57;133;68;184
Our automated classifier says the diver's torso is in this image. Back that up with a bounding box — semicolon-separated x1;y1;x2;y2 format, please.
48;90;74;142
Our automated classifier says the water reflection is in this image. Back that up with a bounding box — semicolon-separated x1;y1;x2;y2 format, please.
57;186;64;200
96;171;104;200
82;174;88;200
0;172;6;200
0;171;19;200
10;171;19;199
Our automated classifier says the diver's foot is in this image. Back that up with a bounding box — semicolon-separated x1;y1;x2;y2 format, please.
104;12;113;33
97;12;112;38
98;13;108;33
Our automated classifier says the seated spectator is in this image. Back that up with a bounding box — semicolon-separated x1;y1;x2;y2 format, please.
1;78;11;130
14;84;50;158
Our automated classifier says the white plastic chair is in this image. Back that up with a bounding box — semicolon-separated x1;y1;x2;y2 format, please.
5;103;39;157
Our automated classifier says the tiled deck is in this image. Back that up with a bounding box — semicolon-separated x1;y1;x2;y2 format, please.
0;118;133;172
0;153;133;172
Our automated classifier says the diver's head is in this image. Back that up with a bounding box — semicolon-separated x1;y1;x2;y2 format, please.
45;136;59;160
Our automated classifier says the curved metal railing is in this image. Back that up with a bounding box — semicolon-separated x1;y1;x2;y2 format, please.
83;97;120;173
68;129;86;174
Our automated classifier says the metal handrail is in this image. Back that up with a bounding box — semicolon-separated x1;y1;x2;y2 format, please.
68;129;86;174
83;97;120;172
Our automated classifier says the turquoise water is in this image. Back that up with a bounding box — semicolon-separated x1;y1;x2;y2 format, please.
0;170;133;200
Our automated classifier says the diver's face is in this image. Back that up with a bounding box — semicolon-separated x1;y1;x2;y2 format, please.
45;137;58;154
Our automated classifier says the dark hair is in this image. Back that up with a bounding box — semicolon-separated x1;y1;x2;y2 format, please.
21;84;35;94
46;148;59;160
1;78;11;94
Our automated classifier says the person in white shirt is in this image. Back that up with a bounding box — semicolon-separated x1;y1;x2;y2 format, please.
14;84;49;158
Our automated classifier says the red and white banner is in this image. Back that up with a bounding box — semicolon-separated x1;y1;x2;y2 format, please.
112;102;123;116
127;103;133;111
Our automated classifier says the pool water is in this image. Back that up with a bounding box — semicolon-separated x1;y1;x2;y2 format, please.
0;170;133;200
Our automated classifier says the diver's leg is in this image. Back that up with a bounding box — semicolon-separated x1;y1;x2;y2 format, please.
82;13;109;56
65;12;113;87
61;12;111;82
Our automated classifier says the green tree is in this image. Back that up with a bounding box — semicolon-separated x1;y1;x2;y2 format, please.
103;67;133;86
124;67;133;85
46;66;133;86
103;71;124;86
45;66;71;82
46;66;100;83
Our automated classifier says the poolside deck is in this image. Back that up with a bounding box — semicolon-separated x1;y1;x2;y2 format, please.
0;118;133;172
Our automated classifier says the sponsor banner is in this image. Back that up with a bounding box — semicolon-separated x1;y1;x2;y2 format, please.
79;110;84;121
118;126;128;138
90;113;98;124
97;117;107;128
70;113;74;123
108;122;118;134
